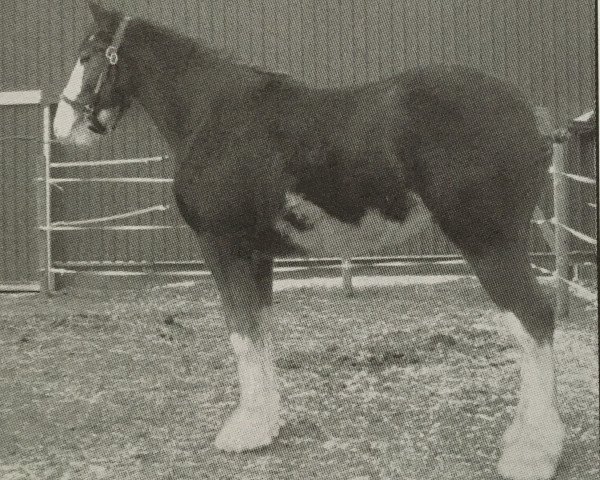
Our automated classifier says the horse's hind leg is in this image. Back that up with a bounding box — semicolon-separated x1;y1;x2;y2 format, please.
196;233;280;452
465;243;565;480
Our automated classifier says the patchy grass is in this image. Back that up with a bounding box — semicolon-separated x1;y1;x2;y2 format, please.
0;277;597;480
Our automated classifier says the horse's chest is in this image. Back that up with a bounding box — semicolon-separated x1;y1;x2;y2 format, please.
275;192;432;257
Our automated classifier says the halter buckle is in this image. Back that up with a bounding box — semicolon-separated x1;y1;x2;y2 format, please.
106;46;119;65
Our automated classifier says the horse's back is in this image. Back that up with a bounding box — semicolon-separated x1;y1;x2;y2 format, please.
176;64;551;257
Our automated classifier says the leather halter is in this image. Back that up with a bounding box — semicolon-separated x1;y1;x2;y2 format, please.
60;16;131;134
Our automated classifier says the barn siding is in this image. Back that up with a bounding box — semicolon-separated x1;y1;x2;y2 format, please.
0;104;41;286
1;0;594;121
0;0;595;266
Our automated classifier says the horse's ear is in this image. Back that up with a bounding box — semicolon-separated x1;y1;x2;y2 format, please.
88;2;119;31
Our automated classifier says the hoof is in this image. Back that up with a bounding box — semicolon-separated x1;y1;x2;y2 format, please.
214;404;281;453
497;412;566;480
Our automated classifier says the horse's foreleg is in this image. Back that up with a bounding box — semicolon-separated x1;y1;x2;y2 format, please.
197;234;280;452
466;245;565;480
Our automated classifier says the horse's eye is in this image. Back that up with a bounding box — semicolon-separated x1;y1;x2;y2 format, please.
80;54;91;64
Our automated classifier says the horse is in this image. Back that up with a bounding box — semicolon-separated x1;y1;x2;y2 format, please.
53;4;566;479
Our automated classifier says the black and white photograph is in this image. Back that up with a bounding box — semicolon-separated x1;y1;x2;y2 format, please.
0;1;597;479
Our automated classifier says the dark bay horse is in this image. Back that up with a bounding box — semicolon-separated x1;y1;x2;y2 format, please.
54;4;565;479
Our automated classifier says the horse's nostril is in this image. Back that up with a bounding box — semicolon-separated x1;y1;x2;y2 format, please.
88;122;106;135
85;112;108;134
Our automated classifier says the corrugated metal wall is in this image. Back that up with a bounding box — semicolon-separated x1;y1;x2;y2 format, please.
1;0;596;266
2;0;594;122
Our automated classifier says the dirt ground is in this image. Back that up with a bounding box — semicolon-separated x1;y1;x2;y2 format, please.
0;276;597;480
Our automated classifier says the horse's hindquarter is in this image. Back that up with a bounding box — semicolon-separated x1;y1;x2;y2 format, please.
392;66;552;249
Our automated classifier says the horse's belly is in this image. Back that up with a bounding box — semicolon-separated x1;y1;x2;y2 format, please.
275;192;433;257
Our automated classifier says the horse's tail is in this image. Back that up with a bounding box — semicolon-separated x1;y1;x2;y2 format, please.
533;106;557;168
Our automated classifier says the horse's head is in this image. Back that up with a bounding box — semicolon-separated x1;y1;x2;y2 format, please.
53;3;134;145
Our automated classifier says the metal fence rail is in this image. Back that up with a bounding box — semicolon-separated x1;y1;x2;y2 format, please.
35;108;597;310
532;111;598;315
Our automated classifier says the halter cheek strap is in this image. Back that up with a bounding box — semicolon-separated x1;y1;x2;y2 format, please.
93;15;131;98
91;16;131;103
106;16;130;64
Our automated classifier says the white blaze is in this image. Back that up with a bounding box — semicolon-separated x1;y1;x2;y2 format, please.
53;60;85;139
62;60;86;101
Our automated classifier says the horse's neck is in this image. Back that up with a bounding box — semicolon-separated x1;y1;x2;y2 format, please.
134;76;193;150
130;31;257;155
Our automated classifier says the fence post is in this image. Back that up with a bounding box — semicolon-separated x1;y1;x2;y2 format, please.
37;104;55;294
553;136;569;320
341;257;353;297
532;206;555;252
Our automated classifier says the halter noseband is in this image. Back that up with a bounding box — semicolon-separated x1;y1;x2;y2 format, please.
61;16;131;134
